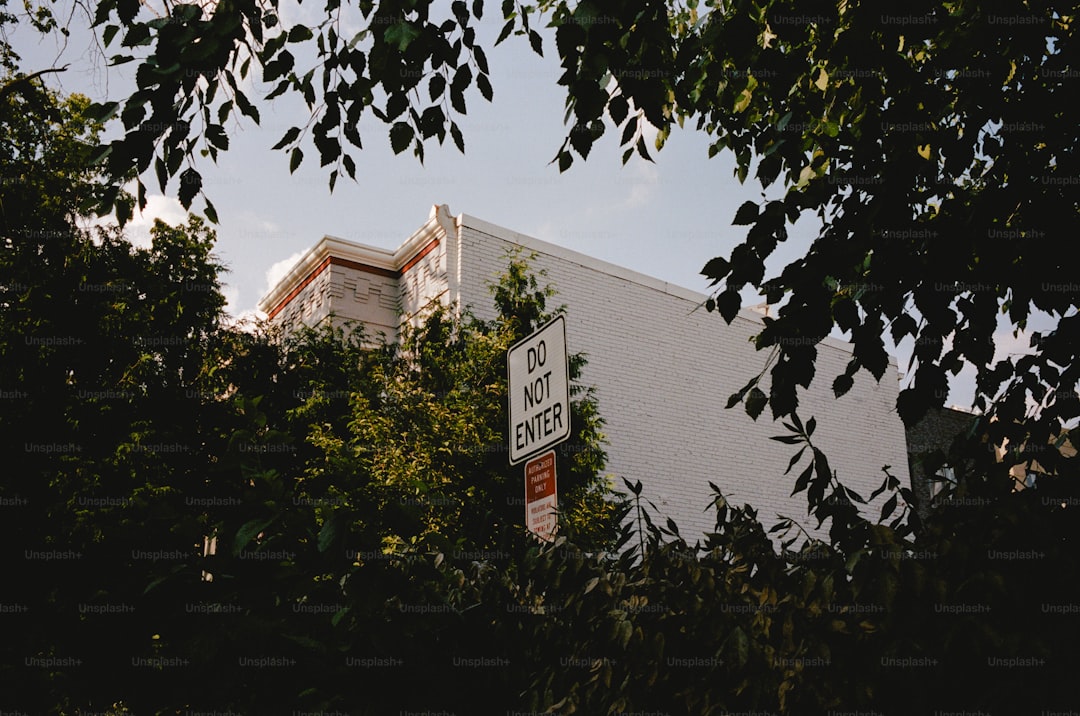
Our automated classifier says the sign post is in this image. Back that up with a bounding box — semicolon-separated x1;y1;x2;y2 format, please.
507;316;570;540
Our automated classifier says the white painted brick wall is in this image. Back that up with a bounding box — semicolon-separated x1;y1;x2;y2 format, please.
274;269;331;333
399;240;450;322
448;220;910;543
331;265;399;340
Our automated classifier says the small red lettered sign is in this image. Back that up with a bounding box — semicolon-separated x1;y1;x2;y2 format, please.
524;450;557;541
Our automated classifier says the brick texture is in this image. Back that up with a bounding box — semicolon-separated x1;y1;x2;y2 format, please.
441;218;912;542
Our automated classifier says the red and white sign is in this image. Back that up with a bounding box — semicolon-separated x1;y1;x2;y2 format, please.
524;450;557;541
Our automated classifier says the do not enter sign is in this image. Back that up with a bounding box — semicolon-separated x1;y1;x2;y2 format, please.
506;316;570;464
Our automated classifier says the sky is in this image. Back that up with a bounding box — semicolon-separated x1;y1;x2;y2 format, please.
10;1;1050;413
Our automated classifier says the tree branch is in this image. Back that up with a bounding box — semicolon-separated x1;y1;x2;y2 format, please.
0;65;70;102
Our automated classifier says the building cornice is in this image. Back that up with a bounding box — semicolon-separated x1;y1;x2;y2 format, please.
454;213;895;367
257;205;455;319
257;204;895;368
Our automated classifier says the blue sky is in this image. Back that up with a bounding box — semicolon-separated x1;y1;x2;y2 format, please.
11;1;1049;413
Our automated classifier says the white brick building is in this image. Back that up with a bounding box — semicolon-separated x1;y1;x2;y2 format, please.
259;205;911;542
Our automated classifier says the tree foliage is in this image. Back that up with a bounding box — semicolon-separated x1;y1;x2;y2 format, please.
83;0;507;215
270;251;622;558
2;78;624;711
538;0;1076;482
4;4;1080;712
5;0;1073;469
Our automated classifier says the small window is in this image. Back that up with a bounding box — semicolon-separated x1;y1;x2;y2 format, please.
931;466;956;499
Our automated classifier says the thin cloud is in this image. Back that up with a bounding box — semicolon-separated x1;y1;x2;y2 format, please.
264;250;306;300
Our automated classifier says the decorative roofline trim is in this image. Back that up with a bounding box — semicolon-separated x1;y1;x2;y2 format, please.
257;204;455;317
258;204;894;368
453;213;893;366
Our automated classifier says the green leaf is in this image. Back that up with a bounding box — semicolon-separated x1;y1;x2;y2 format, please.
143;575;169;595
450;88;467;114
84;101;120;121
654;125;670;151
452;1;468;25
891;314;918;343
234;517;274;556
102;24;120;46
496;19;514;45
288;24;314;42
177;168;201;209
477;73;493;101
154;156;167;191
289;146;303;173
235;90;260;123
557;150;572;172
814;67;828;91
384;22;421;51
528;30;543;56
734;88;753;113
429;74;446;101
792;462;813;496
390;122;414;154
733;201;759;225
745;386;767;420
451;64;472;93
570;123;593;159
386;92;407;120
206;123;229;150
784;446;806;474
635;136;652;161
318;514;342;552
608;95;629;125
729;627;749;667
717;290;741;323
420;105;445;139
121;23;152;47
473;45;490;74
272;126;301;150
880;494;898;522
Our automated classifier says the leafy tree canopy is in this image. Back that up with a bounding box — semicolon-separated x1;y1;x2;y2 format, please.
3;58;1078;715
2;75;622;710
3;1;1074;482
